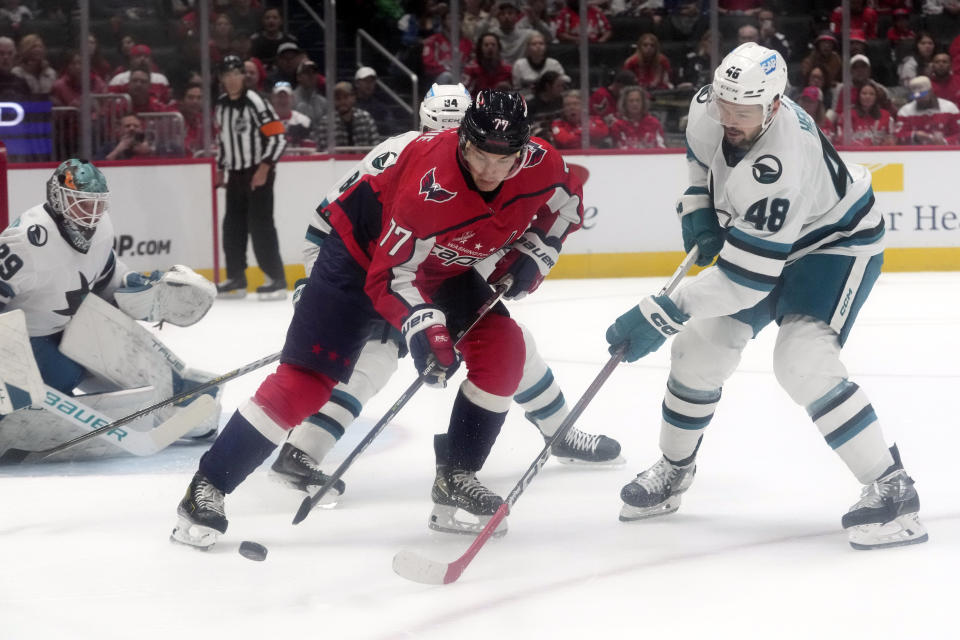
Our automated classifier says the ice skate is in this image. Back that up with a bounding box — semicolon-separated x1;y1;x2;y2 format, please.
429;465;507;537
842;446;928;550
256;277;287;301
269;443;345;508
170;472;228;550
549;427;625;466
216;277;247;299
619;456;696;521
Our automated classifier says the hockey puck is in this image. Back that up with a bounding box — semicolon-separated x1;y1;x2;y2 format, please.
238;540;268;562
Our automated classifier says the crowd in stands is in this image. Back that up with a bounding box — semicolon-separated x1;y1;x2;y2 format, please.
0;0;959;162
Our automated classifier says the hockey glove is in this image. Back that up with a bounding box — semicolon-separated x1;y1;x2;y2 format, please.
677;189;723;267
292;278;309;307
488;230;560;300
605;295;689;363
402;306;461;388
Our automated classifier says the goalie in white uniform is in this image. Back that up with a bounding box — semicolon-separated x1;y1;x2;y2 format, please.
0;159;219;459
605;44;927;550
263;85;624;526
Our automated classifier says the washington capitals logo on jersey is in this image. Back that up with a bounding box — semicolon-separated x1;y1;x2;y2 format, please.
522;141;547;169
752;155;782;184
419;168;458;203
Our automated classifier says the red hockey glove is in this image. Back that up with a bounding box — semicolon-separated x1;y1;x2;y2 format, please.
488;230;560;299
402;306;460;388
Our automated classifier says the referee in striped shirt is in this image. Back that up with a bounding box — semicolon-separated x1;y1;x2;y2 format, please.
215;54;288;299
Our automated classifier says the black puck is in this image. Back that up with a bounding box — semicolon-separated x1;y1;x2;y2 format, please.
238;540;268;561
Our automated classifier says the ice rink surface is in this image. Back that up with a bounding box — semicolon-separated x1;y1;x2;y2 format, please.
2;272;958;640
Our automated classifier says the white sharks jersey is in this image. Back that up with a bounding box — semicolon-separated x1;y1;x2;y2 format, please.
675;87;884;319
303;131;420;273
0;205;128;336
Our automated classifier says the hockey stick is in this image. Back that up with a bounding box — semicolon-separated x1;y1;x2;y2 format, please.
292;277;514;525
0;351;281;464
392;247;700;584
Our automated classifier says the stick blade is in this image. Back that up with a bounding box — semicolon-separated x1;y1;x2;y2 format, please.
292;496;312;525
392;549;453;585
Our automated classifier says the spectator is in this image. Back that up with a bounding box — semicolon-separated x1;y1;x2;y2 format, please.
663;0;708;40
464;32;513;93
12;34;56;96
677;29;712;89
421;11;474;84
0;0;32;30
227;0;262;35
801;32;842;87
526;69;569;139
100;114;156;160
112;35;136;76
512;31;565;100
316;81;380;148
108;44;172;102
517;0;554;43
849;29;869;57
266;42;305;92
610;86;665;149
244;57;266;94
127;66;176;113
551;89;610;149
353;66;392;127
52;50;108;108
490;1;535;65
952;32;960;76
590;69;636;121
796;63;835;110
899;32;936;87
929;52;960;104
0;36;30;100
757;8;791;61
461;0;494;43
886;8;915;47
554;0;612;44
830;0;878;39
271;81;312;147
737;24;759;45
179;81;206;156
896;75;960;144
837;83;896;146
921;0;960;16
398;0;445;50
624;33;673;90
293;59;328;136
249;7;298;67
210;12;236;66
797;86;836;142
835;54;892;114
88;34;113;84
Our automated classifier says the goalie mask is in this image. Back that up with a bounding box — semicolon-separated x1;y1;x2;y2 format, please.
46;159;110;253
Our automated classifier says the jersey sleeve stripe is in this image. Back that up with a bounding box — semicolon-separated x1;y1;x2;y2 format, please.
429;214;493;239
305;225;329;246
817;221;885;251
726;228;792;259
684;185;709;196
716;257;779;292
685;144;708;170
387;237;435;312
792;189;874;253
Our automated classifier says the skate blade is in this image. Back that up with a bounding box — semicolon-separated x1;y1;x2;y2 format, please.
847;513;929;550
257;290;287;301
269;471;342;508
428;504;508;538
555;453;627;467
170;516;221;550
216;290;247;300
619;495;682;522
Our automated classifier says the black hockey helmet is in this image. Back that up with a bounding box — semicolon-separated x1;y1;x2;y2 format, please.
458;89;530;156
219;54;244;75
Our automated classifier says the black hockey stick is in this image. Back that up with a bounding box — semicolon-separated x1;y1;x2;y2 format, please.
292;277;514;525
0;351;282;464
392;248;700;584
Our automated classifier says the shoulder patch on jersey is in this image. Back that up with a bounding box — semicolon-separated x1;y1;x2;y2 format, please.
419;167;458;203
27;224;48;247
695;85;711;104
752;155;782;184
522;141;547;169
371;151;397;171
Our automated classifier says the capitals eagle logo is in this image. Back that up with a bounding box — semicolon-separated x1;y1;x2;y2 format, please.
419;168;458;203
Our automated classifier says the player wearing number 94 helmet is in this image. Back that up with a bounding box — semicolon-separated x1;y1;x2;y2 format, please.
605;43;926;551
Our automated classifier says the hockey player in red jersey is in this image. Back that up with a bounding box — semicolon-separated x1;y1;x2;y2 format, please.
172;90;586;548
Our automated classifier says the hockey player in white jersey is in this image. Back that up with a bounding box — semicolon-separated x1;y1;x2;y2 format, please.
263;84;623;527
0;159;220;459
605;44;927;550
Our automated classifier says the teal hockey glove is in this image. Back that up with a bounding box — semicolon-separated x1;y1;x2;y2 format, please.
677;189;723;267
605;295;689;362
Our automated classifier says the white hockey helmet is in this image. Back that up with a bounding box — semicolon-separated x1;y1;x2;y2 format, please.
709;43;787;134
419;83;471;131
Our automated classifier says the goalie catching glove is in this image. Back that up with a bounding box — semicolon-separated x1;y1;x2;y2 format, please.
677;187;723;267
487;229;560;300
402;306;460;388
114;265;216;327
606;295;689;362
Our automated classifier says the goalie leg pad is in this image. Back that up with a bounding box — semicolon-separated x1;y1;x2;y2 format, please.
0;310;46;414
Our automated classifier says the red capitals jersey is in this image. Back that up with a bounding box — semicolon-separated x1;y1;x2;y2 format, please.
326;128;584;328
610;115;665;149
